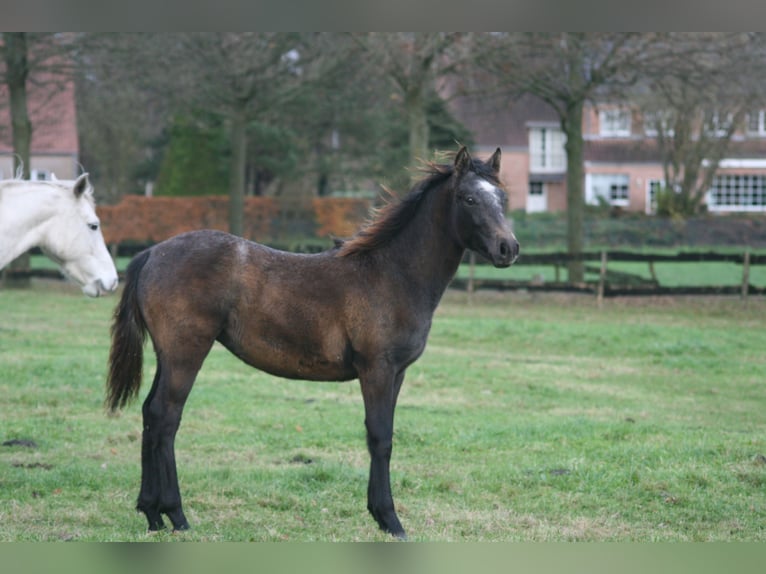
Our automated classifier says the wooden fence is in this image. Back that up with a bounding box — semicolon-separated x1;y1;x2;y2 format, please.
453;249;766;300
5;248;765;300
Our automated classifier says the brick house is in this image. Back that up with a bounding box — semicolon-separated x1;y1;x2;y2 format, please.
451;93;766;214
0;75;80;181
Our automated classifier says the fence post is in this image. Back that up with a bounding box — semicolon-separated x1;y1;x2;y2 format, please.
648;260;658;284
467;252;476;297
597;250;608;307
741;248;751;300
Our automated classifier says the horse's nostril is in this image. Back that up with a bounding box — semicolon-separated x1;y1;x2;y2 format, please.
499;241;510;257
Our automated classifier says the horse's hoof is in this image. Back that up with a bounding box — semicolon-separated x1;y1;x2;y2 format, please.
393;531;408;541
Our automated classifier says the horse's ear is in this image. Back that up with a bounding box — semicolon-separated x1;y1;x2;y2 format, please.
454;146;472;177
73;173;90;197
488;147;501;175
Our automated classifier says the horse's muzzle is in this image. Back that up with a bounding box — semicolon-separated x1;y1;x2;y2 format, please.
83;277;119;297
492;237;520;268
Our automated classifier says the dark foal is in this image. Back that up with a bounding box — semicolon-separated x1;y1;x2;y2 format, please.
107;146;519;539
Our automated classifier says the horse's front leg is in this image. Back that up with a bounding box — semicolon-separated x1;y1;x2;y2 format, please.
359;367;406;539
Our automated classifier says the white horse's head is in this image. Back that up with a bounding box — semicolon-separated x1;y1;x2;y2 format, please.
41;174;119;297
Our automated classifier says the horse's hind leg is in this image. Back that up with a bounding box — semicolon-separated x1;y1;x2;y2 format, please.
137;351;209;532
137;365;166;531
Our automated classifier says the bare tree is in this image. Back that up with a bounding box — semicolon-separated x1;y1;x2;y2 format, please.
353;33;469;173
637;33;766;215
477;33;659;282
73;33;171;203
76;33;418;206
1;32;75;286
140;33;339;236
2;33;32;180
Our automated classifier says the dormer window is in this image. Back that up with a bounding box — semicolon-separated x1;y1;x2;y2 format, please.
599;108;631;137
703;111;734;137
643;110;674;138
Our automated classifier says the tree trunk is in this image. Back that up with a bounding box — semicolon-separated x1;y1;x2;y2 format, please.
228;111;247;238
563;99;585;283
406;86;429;176
3;32;32;288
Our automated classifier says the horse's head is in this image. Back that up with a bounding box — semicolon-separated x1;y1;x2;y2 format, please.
450;147;519;268
41;174;119;297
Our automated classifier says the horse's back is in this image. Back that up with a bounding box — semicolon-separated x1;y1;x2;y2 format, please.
137;230;360;381
138;230;254;323
140;229;342;295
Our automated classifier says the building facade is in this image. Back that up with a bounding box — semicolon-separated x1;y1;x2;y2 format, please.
453;93;766;215
0;76;80;181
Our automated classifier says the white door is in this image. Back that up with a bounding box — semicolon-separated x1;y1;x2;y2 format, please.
527;181;547;213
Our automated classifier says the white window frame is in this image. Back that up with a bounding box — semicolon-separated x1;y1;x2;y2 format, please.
529;126;566;173
526;180;547;213
643;111;674;138
746;110;766;136
706;173;766;212
704;111;734;138
646;179;667;214
586;173;631;207
529;181;544;196
599;108;631;138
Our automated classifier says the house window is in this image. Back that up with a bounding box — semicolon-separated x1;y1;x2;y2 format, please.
746;110;766;136
644;111;674;138
599;108;631;137
529;127;566;172
527;180;547;212
704;111;734;137
586;173;630;207
646;179;666;214
707;174;766;211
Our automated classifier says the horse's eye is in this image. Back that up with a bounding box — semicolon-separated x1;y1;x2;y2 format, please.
464;196;476;206
88;223;99;231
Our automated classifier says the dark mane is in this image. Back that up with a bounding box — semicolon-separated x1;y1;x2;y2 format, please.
335;164;452;257
336;155;499;258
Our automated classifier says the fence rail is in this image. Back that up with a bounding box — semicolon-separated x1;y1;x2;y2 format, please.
459;249;763;299
4;248;765;300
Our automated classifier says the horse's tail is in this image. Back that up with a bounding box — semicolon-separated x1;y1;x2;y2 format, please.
106;249;151;412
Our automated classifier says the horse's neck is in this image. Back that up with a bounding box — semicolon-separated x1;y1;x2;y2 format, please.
0;185;55;267
383;189;464;306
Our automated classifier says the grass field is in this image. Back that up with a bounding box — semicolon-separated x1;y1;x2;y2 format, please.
1;280;765;541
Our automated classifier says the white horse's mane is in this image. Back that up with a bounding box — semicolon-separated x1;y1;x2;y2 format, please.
0;174;96;213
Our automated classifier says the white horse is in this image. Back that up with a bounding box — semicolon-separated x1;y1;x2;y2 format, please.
0;173;119;297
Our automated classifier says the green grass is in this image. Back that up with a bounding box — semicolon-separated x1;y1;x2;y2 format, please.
1;281;766;541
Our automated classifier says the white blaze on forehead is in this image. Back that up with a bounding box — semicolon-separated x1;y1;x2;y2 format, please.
475;178;503;208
